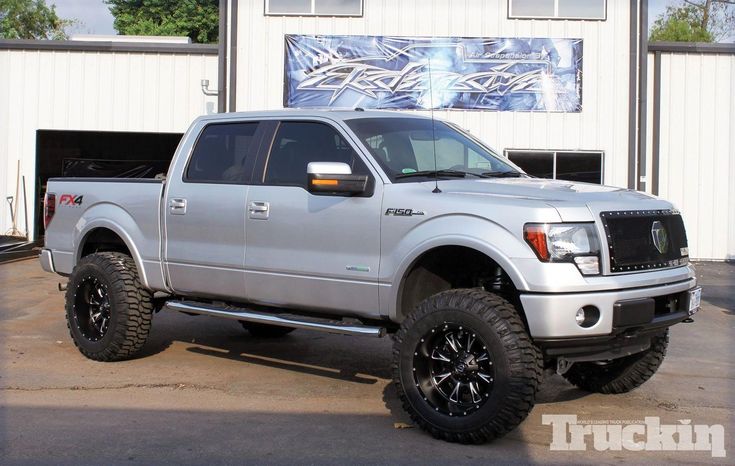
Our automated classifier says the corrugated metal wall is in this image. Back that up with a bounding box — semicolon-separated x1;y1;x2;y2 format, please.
647;50;735;260
0;47;218;240
234;0;633;186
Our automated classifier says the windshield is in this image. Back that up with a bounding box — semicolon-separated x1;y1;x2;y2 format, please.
345;117;521;182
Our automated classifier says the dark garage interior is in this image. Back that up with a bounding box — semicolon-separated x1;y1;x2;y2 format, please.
35;129;183;236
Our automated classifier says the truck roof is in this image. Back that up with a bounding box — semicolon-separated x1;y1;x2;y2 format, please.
196;108;433;123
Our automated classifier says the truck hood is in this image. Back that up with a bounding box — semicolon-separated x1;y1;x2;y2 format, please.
426;178;673;221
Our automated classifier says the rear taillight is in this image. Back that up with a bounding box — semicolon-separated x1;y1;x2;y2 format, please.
44;192;56;229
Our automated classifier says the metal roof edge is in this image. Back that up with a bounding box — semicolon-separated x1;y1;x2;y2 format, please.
0;39;218;55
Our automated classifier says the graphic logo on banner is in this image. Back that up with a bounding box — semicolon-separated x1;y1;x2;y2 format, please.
284;35;583;112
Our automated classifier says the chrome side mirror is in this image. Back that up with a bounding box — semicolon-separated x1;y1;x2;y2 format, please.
306;162;368;195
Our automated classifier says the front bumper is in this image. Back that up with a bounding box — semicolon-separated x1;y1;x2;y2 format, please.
39;248;56;273
520;277;697;339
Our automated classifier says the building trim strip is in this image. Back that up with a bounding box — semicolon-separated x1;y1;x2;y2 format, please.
636;0;648;191
218;0;228;113
0;39;218;55
651;51;662;196
627;0;639;190
228;0;239;112
648;42;735;54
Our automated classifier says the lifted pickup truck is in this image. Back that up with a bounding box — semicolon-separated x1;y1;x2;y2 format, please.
41;110;701;443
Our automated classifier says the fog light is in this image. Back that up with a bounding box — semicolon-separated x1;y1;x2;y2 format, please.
575;308;586;326
574;256;600;275
575;306;600;328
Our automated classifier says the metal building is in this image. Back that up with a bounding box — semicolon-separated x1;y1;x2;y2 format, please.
0;0;733;260
218;0;734;260
646;43;735;260
0;38;218;242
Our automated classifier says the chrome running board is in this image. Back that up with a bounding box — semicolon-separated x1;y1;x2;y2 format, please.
165;300;386;338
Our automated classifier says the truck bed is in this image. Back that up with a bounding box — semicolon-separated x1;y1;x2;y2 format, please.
44;178;166;289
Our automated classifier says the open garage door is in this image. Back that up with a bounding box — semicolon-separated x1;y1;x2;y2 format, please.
35;130;183;237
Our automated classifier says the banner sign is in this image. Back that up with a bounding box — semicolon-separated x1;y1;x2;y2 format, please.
284;35;583;112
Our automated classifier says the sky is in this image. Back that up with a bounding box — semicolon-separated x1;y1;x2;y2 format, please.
51;0;116;36
47;0;687;38
649;0;670;26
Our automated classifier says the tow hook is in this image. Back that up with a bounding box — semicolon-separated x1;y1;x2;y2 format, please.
556;358;574;375
58;282;67;292
682;317;694;323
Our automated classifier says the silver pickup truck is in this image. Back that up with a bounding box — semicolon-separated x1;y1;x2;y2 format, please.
40;110;700;443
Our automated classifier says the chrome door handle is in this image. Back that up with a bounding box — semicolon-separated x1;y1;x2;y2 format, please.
248;201;269;219
169;198;187;215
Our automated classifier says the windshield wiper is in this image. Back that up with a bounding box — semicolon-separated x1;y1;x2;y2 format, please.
395;169;472;179
482;171;525;178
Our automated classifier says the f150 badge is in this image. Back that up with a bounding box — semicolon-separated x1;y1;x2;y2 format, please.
385;208;425;217
59;194;83;206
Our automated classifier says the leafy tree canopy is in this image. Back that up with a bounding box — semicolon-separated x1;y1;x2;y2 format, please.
650;0;735;43
0;0;70;40
105;0;218;44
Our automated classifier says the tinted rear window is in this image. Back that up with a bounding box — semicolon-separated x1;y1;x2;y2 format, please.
186;122;260;183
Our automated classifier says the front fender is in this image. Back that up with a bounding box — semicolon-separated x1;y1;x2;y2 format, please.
380;214;535;321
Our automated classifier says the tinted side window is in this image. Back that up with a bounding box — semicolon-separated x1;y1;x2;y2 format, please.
186;122;259;183
264;121;368;187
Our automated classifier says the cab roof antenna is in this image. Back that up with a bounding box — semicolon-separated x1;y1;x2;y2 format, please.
427;56;441;194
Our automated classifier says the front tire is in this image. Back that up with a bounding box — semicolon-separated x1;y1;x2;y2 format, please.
392;289;542;443
562;331;669;394
65;252;153;361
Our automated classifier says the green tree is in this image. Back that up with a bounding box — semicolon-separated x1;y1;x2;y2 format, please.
105;0;219;44
0;0;71;39
650;0;735;43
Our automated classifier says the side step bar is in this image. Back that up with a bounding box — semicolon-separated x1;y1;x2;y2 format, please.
165;301;387;338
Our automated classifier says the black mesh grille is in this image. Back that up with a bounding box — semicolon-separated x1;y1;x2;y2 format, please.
600;210;689;273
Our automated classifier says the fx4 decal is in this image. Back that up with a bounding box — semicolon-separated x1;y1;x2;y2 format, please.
59;194;83;206
385;208;425;217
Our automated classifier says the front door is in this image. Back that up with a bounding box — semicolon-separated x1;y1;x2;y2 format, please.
164;121;262;300
244;120;382;318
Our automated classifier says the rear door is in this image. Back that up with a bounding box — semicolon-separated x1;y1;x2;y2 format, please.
163;120;265;300
244;119;383;318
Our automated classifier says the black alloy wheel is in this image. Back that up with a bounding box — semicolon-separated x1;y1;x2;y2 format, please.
413;323;495;417
72;276;111;342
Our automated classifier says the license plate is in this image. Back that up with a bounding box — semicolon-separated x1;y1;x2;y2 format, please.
688;287;702;315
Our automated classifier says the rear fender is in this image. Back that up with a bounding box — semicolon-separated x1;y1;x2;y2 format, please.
73;204;158;290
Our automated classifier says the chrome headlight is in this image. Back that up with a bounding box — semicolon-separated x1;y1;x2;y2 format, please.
524;223;601;275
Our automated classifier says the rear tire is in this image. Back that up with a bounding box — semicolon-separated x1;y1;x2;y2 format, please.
65;252;153;361
240;321;295;338
392;289;542;443
562;331;669;394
